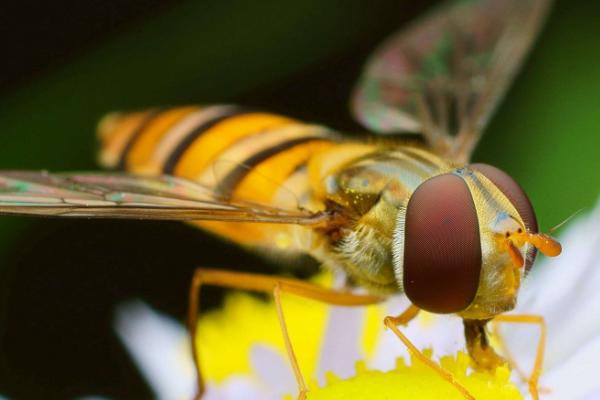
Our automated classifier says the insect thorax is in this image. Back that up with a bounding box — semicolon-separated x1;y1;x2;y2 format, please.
313;143;449;294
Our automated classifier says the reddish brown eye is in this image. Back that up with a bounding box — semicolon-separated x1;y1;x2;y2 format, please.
471;163;538;271
403;174;481;313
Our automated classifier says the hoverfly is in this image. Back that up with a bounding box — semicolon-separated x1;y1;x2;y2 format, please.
0;0;562;399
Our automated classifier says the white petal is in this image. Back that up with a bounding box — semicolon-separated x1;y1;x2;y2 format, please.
203;375;267;400
249;344;296;398
316;305;365;384
540;335;600;399
582;387;600;400
114;300;196;400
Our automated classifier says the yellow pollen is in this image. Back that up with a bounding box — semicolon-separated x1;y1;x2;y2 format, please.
196;273;524;399
298;353;522;400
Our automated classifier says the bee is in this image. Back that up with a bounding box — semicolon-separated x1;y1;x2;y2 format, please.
0;0;562;399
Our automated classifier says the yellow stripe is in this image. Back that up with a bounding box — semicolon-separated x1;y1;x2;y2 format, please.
97;111;153;168
174;113;295;179
192;220;270;244
126;106;199;173
149;105;234;171
273;167;316;211
307;143;376;201
196;140;334;245
196;123;326;188
233;140;335;204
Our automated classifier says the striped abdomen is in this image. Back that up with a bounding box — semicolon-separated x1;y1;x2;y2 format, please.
97;105;337;247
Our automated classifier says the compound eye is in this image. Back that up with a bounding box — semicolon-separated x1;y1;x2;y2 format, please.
471;163;538;271
403;174;481;313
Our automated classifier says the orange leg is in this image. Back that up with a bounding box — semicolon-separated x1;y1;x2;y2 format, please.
492;314;547;400
492;321;551;396
491;321;528;382
188;268;383;399
385;304;420;326
385;311;476;400
272;283;307;399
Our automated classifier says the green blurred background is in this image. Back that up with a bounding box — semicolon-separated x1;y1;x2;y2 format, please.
0;0;598;398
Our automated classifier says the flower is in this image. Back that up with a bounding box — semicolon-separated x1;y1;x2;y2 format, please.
114;296;521;400
500;197;600;399
115;198;600;400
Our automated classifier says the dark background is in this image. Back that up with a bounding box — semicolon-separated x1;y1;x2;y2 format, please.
0;0;598;398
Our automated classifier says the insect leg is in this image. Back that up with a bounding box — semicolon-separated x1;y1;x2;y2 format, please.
491;321;529;382
385;313;475;400
492;314;546;400
188;268;382;399
463;319;507;371
384;304;419;326
272;283;307;400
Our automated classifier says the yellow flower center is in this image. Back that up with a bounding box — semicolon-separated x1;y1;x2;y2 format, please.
300;353;522;400
196;274;523;399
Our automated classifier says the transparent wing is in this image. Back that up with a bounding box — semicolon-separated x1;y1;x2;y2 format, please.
352;0;552;163
0;171;331;226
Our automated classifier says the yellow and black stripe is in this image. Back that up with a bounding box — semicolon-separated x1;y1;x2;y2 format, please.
97;105;337;244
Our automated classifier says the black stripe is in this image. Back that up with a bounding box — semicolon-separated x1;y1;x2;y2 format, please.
216;136;323;198
162;107;254;175
116;109;163;171
400;148;441;170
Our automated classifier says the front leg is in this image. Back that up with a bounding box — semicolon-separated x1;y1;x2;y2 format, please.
463;319;507;371
188;268;383;399
385;308;475;400
492;314;546;400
